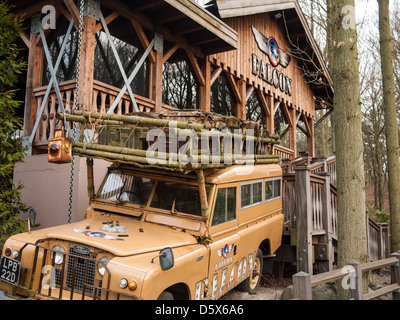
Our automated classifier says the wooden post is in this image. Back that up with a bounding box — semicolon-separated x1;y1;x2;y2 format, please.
152;33;163;113
266;94;275;135
295;165;313;274
292;271;312;300
237;76;246;120
381;223;390;258
24;33;43;136
289;104;297;157
347;260;363;300
319;172;333;271
78;14;97;111
199;57;211;112
307;116;315;157
391;252;400;300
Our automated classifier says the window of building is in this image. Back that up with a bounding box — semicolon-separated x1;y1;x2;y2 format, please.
265;178;282;201
296;116;309;157
274;105;290;148
210;68;236;116
42;14;78;85
240;181;263;209
246;90;266;130
212;187;236;226
162;47;198;109
93;16;150;98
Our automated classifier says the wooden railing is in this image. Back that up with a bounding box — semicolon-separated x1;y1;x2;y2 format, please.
292;252;400;300
282;170;337;240
92;80;155;114
368;217;390;261
31;79;161;145
32;80;76;144
274;145;295;161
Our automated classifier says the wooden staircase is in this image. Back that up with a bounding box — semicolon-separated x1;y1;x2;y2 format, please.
273;153;337;276
274;153;391;277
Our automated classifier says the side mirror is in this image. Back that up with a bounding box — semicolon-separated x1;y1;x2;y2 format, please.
29;208;37;227
159;247;174;271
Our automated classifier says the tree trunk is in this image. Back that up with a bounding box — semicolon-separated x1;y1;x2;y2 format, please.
378;0;400;252
330;0;368;298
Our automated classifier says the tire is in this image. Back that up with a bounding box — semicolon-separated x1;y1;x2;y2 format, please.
157;291;174;300
238;248;264;295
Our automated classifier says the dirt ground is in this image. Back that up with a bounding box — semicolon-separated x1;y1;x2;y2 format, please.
220;271;393;300
220;275;290;300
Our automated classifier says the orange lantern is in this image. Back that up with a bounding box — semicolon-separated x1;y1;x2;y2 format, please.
48;129;72;163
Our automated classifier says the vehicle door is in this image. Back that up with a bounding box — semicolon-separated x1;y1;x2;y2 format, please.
206;183;240;300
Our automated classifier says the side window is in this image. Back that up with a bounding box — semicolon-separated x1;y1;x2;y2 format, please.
240;181;262;209
212;187;236;226
265;178;281;201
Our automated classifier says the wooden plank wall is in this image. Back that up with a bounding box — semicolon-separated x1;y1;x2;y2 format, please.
209;13;316;120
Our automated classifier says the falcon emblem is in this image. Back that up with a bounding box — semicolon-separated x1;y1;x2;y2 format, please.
217;244;234;258
251;26;291;68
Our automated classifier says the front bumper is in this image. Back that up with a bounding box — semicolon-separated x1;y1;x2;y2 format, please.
1;240;137;300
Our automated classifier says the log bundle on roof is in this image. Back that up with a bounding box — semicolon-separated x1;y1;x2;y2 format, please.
57;110;281;172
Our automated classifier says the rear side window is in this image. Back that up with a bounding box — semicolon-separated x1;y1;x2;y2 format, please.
265;178;281;201
240;181;262;209
212;187;236;226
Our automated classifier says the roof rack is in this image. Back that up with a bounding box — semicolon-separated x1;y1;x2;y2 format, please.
56;110;281;172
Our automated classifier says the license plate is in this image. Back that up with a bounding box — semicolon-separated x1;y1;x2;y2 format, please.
0;256;21;286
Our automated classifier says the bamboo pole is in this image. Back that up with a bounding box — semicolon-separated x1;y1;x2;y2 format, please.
57;112;281;145
73;110;205;131
196;170;209;217
86;158;95;200
73;142;280;165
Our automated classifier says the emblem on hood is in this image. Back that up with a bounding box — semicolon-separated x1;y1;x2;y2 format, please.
73;244;91;255
73;229;124;241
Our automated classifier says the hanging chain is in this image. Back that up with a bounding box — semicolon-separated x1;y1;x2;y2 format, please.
68;0;85;224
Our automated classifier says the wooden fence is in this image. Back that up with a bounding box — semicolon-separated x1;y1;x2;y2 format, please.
368;218;390;261
292;252;400;300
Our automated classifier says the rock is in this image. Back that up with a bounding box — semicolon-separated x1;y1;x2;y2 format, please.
280;283;338;300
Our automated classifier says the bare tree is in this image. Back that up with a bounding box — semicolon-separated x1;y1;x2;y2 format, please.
378;0;400;252
329;0;368;297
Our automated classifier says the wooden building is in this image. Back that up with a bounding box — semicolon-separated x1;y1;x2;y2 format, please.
11;0;333;228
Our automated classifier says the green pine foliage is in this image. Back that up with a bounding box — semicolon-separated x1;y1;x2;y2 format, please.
0;2;28;248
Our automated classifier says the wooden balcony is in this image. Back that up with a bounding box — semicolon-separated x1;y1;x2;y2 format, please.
30;79;179;149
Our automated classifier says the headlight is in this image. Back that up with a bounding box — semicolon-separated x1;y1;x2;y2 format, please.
97;257;110;276
11;250;19;259
51;245;66;265
119;278;128;289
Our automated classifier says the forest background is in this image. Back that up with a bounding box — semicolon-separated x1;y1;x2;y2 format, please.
296;0;399;221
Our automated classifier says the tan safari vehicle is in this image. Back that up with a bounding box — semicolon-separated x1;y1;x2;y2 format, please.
0;111;283;300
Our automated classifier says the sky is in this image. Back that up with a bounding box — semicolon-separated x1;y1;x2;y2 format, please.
356;0;378;20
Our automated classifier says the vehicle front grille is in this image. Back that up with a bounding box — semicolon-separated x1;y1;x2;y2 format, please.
54;244;101;298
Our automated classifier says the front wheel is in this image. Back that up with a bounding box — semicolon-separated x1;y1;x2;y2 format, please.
157;291;174;300
239;248;264;294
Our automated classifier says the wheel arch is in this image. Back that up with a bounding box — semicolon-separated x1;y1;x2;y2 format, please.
158;282;191;300
259;238;271;256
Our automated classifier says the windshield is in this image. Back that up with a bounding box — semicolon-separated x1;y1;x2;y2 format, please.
97;170;208;217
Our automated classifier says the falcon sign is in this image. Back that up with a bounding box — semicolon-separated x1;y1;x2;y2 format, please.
251;26;293;96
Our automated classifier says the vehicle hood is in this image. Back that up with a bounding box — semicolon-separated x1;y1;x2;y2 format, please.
42;215;198;256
